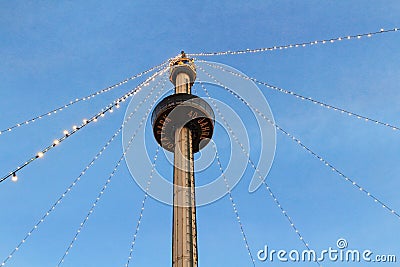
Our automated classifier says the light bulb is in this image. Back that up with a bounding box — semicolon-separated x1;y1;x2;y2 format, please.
53;140;60;146
11;173;18;182
63;130;69;135
72;125;78;130
37;152;44;158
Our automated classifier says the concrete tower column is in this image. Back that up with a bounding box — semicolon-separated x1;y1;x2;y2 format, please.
152;52;214;267
172;70;198;267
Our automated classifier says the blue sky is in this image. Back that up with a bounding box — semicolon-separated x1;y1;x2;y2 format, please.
0;1;400;266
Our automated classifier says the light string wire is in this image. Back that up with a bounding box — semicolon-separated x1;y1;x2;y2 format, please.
211;142;256;267
0;72;168;267
0;66;169;184
196;81;320;266
198;65;400;221
0;60;169;136
57;74;169;267
188;27;399;57
200;60;400;132
192;86;256;265
125;147;160;267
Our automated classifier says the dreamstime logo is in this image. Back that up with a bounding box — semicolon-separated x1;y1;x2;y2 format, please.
122;61;276;206
257;238;397;263
336;238;348;249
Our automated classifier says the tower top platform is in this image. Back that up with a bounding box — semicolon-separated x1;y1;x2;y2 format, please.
169;51;196;86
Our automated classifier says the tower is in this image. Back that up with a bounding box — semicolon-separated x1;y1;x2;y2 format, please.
152;52;214;267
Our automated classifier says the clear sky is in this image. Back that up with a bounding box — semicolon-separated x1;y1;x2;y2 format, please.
0;1;399;266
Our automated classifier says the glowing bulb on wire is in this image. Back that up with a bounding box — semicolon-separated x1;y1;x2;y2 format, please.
11;173;18;182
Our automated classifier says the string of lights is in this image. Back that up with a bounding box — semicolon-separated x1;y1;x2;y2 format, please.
211;142;256;267
198;81;320;266
192;87;256;264
0;67;169;184
0;60;169;136
125;147;159;267
199;66;400;222
57;74;168;266
200;61;400;132
189;27;399;57
0;75;168;267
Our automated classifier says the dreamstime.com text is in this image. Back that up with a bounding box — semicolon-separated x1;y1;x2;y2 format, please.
257;238;396;263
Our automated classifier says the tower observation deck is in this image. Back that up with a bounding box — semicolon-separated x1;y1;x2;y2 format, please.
152;52;214;267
